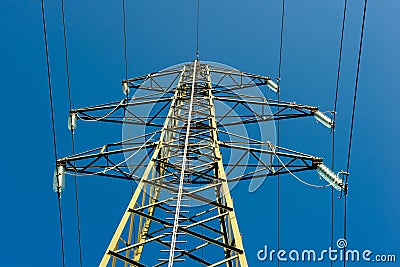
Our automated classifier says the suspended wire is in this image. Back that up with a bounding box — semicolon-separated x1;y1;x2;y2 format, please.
65;131;157;177
76;99;125;121
345;0;368;192
59;0;84;264
333;0;348;114
41;0;58;162
273;151;331;189
331;1;348;266
57;194;67;267
343;1;368;266
276;1;285;266
121;0;134;195
60;0;73;111
71;133;84;267
195;0;200;59
40;0;66;266
277;0;285;81
122;0;129;80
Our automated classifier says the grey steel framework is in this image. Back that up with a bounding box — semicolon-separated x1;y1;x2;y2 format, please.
56;60;344;266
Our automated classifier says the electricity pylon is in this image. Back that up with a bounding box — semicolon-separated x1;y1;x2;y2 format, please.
55;60;344;266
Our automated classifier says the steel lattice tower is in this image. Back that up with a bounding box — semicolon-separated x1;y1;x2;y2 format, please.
55;60;344;266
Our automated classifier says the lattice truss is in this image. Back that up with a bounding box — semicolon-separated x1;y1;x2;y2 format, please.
55;61;344;266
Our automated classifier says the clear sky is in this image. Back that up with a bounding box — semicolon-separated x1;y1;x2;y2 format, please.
1;0;399;266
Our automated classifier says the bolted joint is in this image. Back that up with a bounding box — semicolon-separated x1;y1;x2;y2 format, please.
311;157;323;167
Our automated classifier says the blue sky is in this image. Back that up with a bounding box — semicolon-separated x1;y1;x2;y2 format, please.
1;0;399;266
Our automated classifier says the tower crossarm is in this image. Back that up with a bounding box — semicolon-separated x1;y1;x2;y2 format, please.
68;96;333;129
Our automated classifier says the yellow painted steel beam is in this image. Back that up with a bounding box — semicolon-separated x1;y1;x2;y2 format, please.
100;67;186;266
206;65;248;267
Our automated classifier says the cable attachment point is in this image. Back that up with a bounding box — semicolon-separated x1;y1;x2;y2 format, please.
314;110;334;129
329;111;336;134
337;171;349;198
317;164;344;191
53;163;66;194
68;111;77;132
122;80;130;97
267;141;276;151
266;78;279;93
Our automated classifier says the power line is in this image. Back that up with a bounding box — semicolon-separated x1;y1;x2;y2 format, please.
41;0;58;161
57;193;67;267
344;1;368;266
122;0;129;79
71;132;84;267
196;0;200;59
331;1;348;266
345;0;367;184
60;0;73;111
59;0;84;265
333;0;348;114
40;0;66;266
276;1;285;267
121;0;136;200
278;0;285;81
